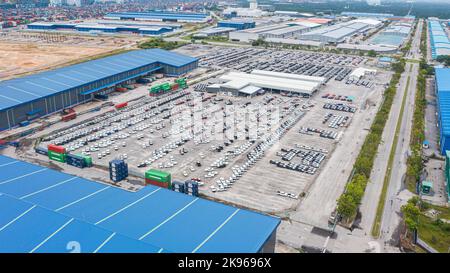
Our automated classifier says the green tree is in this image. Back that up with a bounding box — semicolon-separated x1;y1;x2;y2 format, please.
337;194;357;219
367;50;377;57
401;201;420;231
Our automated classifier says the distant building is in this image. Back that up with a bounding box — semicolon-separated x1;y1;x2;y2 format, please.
217;19;255;30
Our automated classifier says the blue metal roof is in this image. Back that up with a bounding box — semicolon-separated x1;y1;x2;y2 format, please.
106;11;208;21
436;68;450;93
0;155;280;253
0;49;198;112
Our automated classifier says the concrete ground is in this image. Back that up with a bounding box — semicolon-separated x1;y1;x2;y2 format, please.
422;76;448;205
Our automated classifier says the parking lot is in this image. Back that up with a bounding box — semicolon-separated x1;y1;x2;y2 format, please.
196;46;365;82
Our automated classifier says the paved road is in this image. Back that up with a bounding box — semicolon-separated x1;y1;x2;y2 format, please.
355;20;422;251
378;19;423;247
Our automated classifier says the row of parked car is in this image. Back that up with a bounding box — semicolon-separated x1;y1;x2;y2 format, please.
323;113;349;128
270;159;317;175
323;103;356;113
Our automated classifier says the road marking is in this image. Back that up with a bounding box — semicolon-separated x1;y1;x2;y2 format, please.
20;177;78;199
191;209;240;253
139;198;199;240
0;161;19;168
30;218;74;253
0;205;36;232
95;188;161;225
55;186;110;212
93;232;116;253
0;169;47;185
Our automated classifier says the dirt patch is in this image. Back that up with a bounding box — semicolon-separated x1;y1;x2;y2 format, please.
0;42;118;80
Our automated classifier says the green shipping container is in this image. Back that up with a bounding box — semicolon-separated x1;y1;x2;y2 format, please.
150;85;161;92
48;150;65;157
76;154;93;167
48;151;66;163
145;169;171;183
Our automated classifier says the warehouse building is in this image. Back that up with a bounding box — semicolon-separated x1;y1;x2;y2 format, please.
104;11;210;23
435;68;450;155
193;27;236;38
369;22;412;48
299;20;375;44
0;49;198;131
214;70;324;97
27;21;175;36
429;20;450;59
0;155;280;253
229;23;317;42
341;12;394;19
217;20;255;30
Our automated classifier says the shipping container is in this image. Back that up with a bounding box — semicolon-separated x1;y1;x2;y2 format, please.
145;178;169;188
115;87;128;92
171;180;185;193
79;155;93;167
62;112;77;122
109;159;128;182
48;144;66;154
115;102;128;109
35;146;48;156
66;154;86;168
19;120;30;127
48;150;66;163
145;169;171;183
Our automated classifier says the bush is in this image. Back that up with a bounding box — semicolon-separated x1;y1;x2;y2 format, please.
138;37;185;50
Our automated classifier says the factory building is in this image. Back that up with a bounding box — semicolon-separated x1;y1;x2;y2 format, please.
193;27;236;38
27;21;175;36
0;155;280;253
0;49;198;131
435;68;450;155
299;20;376;44
340;12;394;19
428;20;450;59
104;11;210;23
368;21;412;48
229;23;317;42
212;70;324;97
217;20;256;30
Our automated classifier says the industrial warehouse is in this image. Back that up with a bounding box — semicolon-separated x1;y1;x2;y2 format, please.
298;19;382;44
27;21;178;36
428;19;450;59
104;11;211;23
435;68;450;155
212;70;324;97
0;49;198;130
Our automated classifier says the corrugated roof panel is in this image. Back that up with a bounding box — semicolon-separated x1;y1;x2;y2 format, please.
0;155;280;253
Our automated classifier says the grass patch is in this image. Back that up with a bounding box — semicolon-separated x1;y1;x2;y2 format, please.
138;37;187;50
418;213;450;253
372;75;411;237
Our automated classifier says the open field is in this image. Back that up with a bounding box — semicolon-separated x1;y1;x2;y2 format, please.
0;30;142;80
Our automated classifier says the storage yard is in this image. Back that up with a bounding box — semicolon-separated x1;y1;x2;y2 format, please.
0;44;392;217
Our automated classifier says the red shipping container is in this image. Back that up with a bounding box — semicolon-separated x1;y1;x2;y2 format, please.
115;102;128;109
48;144;66;154
145;178;169;188
171;83;179;90
62;112;77;122
115;87;127;92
